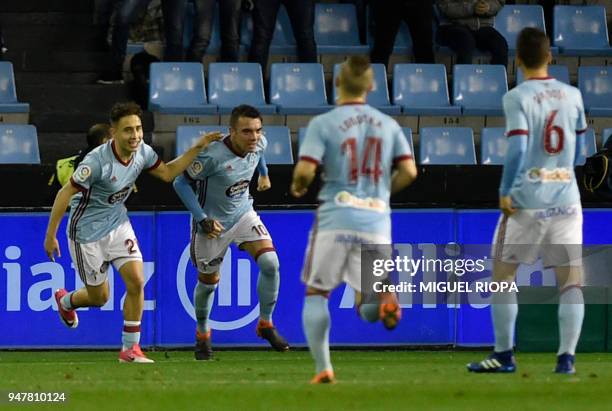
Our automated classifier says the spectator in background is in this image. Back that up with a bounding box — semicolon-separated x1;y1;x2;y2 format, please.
436;0;508;66
48;124;112;191
370;0;435;66
97;0;187;84
248;0;317;71
187;0;246;63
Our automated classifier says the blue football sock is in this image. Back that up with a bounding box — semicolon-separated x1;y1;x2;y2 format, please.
194;281;217;334
558;287;584;356
491;290;518;353
358;303;379;323
303;295;333;374
256;252;280;322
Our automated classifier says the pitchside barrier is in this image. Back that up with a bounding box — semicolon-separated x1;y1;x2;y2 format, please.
1;209;612;349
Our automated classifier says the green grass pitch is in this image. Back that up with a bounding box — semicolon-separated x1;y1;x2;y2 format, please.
1;350;611;410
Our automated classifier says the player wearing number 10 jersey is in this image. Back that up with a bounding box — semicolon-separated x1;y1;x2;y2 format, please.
291;56;417;383
468;28;587;375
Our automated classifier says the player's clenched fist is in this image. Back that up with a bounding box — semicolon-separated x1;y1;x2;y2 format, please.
198;218;224;239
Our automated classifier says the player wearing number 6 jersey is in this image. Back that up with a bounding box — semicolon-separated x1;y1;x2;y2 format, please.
173;105;289;360
291;56;418;383
44;102;222;363
468;28;587;375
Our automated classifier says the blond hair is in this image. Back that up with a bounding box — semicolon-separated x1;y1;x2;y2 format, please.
338;56;373;98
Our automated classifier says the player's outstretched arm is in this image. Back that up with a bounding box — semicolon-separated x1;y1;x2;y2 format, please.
290;160;317;198
149;131;223;182
44;182;79;261
391;158;418;194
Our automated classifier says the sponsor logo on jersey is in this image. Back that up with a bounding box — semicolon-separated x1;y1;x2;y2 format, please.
226;179;250;198
334;191;387;213
74;165;91;183
527;167;572;183
108;185;132;204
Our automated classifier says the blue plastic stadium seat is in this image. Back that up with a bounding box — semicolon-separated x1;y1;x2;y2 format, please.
578;66;612;117
419;127;476;165
516;65;570;84
494;5;547;52
149;63;216;114
603;128;612;146
480;127;508;165
331;63;400;115
241;5;296;55
207;63;276;114
269;63;332;114
401;127;415;155
392;64;461;116
553;6;612;56
573;128;597;166
0;125;39;164
0;62;29;114
453;65;508;116
314;3;369;54
263;126;293;164
176;125;228;156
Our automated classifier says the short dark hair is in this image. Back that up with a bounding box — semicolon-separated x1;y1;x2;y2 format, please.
516;27;550;69
109;101;142;125
229;104;262;129
86;123;111;148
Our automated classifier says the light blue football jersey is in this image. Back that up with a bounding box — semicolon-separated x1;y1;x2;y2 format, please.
299;104;413;238
503;78;587;209
67;140;160;243
184;135;267;230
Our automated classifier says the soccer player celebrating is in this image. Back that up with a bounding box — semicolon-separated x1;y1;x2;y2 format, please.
173;104;289;360
291;56;418;383
44;102;221;363
467;28;587;375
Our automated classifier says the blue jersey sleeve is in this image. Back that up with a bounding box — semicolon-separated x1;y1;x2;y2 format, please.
70;152;102;192
503;92;529;135
142;143;161;171
257;135;268;176
185;150;215;180
392;125;413;163
299;117;325;164
173;173;207;222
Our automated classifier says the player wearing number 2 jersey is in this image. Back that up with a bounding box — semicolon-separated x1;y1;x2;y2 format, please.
291;56;417;383
468;28;587;375
44;102;221;363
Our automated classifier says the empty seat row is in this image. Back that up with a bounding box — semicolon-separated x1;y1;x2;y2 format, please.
149;62;612;121
0;62;29;124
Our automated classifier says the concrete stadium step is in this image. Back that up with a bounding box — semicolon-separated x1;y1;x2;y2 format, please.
16;72;101;85
37;132;87;164
20;84;132;113
0;0;92;12
5;51;112;72
0;12;94;26
3;26;101;51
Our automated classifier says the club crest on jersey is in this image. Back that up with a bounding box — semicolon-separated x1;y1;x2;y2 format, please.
226;179;250;198
108;185;132;204
188;160;204;176
74;165;92;183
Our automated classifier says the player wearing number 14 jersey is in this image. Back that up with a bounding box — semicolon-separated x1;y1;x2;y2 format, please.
291;56;417;383
468;28;587;375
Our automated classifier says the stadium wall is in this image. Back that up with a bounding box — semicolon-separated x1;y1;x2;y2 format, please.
1;209;611;349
